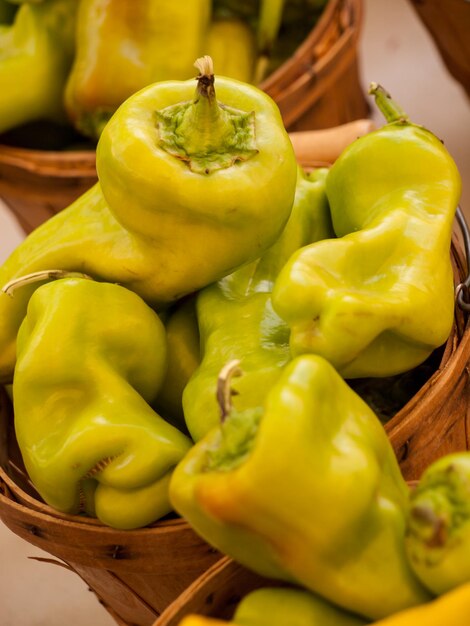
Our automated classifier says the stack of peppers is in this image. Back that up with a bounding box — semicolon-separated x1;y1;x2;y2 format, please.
1;50;469;625
0;0;328;142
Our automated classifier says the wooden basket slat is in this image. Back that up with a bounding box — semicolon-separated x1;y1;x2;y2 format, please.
153;557;274;626
71;565;160;626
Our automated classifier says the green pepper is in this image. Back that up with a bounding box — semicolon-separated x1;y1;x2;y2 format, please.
176;586;368;626
64;0;211;139
272;84;461;378
170;355;431;620
232;587;368;626
0;58;297;384
404;452;470;595
0;0;76;134
207;17;256;83
12;274;192;530
155;297;201;432
183;166;333;442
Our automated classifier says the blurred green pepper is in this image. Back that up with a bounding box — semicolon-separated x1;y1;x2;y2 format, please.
171;355;431;620
0;0;76;133
207;17;256;82
65;0;211;139
177;586;367;626
405;452;470;595
233;587;368;626
272;84;461;378
183;166;333;441
13;275;192;530
0;59;297;384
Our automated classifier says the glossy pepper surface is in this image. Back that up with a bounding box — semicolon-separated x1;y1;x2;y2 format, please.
65;0;211;139
272;84;461;378
183;166;333;441
0;59;297;383
170;355;430;620
0;0;77;133
404;452;470;595
13;276;192;530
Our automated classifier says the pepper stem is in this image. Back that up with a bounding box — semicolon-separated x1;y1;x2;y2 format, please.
2;270;92;297
156;56;258;174
194;55;215;95
369;82;410;124
216;359;243;422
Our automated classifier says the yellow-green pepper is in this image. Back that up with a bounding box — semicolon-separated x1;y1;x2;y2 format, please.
155;296;201;432
0;59;297;384
404;452;470;595
64;0;211;139
272;84;461;378
0;0;76;133
170;355;431;620
177;586;368;626
206;17;257;83
183;166;333;441
13;275;192;530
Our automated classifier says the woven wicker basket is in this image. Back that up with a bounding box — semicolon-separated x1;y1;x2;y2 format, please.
153;557;273;626
0;0;367;234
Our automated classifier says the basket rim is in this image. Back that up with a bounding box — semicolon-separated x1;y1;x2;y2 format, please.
0;464;187;533
261;0;362;91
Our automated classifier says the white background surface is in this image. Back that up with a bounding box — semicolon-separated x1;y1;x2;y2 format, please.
1;1;469;624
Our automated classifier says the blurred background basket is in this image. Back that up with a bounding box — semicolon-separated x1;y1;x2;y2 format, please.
0;0;367;235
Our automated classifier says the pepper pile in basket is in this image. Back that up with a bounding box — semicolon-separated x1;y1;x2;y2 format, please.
0;0;328;142
1;57;469;623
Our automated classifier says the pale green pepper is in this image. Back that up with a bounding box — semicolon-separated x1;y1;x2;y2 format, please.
183;166;333;441
171;355;431;620
13;275;192;529
272;84;461;378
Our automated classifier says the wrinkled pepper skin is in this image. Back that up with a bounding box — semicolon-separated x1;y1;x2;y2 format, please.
371;581;470;626
13;277;192;530
170;355;431;620
96;72;297;255
272;84;461;378
404;452;470;595
0;0;76;133
65;0;211;139
183;167;333;441
0;68;296;384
